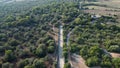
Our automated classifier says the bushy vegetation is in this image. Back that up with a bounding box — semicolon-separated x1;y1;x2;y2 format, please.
0;1;63;68
63;6;120;67
0;0;86;67
0;0;120;68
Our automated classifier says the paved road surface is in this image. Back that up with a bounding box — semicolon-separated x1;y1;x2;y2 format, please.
58;25;64;68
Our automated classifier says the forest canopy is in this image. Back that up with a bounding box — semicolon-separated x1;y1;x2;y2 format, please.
0;0;120;68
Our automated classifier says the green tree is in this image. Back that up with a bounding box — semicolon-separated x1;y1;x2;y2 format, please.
9;39;20;46
24;65;34;68
74;18;81;25
89;45;103;57
64;62;71;68
101;55;112;68
35;44;46;58
17;59;29;68
86;56;99;67
47;46;55;53
112;58;120;68
71;43;80;53
4;15;15;22
33;59;46;68
108;45;120;53
2;62;13;68
4;50;16;62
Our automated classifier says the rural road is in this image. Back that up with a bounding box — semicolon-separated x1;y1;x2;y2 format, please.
58;25;64;68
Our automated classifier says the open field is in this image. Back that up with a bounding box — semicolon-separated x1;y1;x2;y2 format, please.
84;9;120;16
84;0;120;15
83;0;120;25
89;0;120;8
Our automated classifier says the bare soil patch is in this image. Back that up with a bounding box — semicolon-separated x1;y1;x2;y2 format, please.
70;54;88;68
84;9;120;16
110;52;120;58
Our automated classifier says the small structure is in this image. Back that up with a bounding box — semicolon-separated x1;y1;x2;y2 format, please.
91;14;101;19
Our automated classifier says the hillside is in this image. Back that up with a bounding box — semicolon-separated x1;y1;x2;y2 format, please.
0;0;120;68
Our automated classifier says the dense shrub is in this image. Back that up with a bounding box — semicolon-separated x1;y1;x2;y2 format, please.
33;59;46;68
86;56;99;67
4;50;16;62
47;46;55;53
112;58;120;68
64;62;71;68
17;59;29;68
35;44;46;58
2;62;13;68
